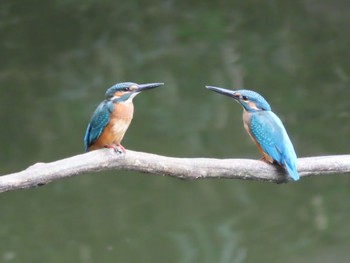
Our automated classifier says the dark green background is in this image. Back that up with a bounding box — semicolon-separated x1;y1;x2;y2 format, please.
1;0;349;262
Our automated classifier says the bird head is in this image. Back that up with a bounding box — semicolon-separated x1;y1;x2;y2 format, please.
106;82;164;103
206;86;271;112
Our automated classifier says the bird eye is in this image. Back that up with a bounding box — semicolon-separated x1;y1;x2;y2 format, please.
242;95;249;101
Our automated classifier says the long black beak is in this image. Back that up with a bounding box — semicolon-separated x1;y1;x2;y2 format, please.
136;82;164;92
206;86;238;99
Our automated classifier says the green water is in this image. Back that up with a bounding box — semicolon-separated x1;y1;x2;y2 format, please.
1;1;349;262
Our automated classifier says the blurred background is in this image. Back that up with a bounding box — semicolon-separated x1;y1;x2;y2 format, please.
0;0;349;262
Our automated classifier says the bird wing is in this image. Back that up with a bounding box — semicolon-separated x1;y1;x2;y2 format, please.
250;111;299;180
84;101;114;151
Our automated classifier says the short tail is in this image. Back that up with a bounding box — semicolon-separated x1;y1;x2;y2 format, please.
284;160;300;181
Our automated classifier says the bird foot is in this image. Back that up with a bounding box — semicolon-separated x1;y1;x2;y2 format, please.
116;143;126;153
259;156;270;163
259;156;276;164
104;144;126;154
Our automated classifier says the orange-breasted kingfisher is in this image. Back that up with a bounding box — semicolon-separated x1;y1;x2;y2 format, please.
206;86;299;181
84;82;163;152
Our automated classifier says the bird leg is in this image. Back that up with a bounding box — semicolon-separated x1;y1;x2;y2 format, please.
104;144;119;152
259;153;274;164
104;144;126;154
259;156;270;163
116;143;126;153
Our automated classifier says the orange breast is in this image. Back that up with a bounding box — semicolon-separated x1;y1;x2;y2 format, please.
90;102;134;150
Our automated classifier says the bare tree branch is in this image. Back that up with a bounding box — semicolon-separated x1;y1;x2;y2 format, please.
1;149;349;193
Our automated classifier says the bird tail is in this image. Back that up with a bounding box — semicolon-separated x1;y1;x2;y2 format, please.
284;160;299;181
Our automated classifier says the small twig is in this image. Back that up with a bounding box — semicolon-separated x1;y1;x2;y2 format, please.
0;149;349;193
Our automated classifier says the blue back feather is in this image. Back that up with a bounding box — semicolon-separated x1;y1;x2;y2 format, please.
250;111;299;181
84;101;114;151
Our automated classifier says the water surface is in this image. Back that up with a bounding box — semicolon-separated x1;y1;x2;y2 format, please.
0;1;349;262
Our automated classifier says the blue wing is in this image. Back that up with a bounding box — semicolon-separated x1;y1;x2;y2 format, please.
84;101;114;152
250;111;299;181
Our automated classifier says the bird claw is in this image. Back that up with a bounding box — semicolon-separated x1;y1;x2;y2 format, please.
259;156;270;163
116;143;126;153
259;156;276;164
104;144;126;154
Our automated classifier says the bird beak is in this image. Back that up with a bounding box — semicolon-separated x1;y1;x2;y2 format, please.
136;83;164;92
206;86;237;99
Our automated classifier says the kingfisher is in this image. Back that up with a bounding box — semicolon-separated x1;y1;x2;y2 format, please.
84;82;163;152
206;86;299;181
